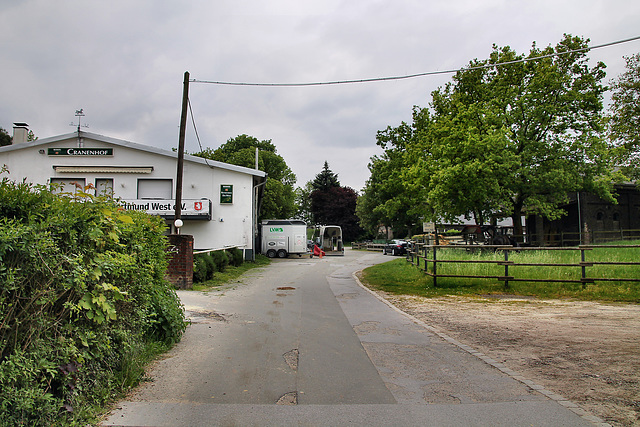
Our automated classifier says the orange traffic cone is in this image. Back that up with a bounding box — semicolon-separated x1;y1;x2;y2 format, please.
313;245;325;258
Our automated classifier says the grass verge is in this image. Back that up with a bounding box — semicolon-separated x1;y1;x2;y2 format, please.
192;255;271;291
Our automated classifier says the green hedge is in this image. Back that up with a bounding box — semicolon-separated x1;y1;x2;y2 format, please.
193;247;244;284
0;175;186;426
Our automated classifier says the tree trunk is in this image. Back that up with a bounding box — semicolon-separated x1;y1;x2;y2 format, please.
535;215;545;247
511;202;524;242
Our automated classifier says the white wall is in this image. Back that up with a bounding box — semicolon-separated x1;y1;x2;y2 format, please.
0;133;262;251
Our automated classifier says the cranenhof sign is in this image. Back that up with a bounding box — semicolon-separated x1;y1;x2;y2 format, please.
48;148;114;156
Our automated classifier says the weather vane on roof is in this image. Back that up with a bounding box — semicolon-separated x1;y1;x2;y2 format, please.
70;109;89;148
69;109;89;133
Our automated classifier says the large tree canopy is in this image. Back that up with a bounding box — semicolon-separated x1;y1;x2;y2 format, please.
311;185;361;242
608;53;640;181
357;123;421;239
402;34;617;235
193;134;297;220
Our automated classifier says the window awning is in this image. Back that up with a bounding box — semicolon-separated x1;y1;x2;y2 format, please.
53;166;154;174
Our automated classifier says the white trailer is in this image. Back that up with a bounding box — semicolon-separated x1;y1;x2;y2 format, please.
316;225;344;256
261;220;308;258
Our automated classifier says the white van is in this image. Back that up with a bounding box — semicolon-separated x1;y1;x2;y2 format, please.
316;225;344;256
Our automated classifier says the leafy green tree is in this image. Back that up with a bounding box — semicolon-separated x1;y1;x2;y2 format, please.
405;34;617;236
357;122;422;238
608;53;640;180
0;128;11;146
193;134;297;220
405;102;512;226
355;183;385;238
294;181;314;223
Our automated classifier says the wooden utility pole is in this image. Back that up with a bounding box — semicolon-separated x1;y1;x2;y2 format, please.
174;71;190;232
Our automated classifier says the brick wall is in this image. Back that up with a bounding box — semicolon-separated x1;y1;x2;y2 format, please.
166;234;194;289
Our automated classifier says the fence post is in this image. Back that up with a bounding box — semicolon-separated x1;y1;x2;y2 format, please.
424;245;428;273
433;245;438;288
581;247;587;289
504;250;509;290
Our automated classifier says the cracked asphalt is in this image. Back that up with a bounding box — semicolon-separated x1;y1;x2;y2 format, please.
102;250;600;427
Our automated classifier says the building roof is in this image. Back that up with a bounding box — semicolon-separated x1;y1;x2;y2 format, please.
0;130;267;178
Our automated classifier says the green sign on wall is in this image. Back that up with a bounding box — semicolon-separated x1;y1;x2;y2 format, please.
220;185;233;204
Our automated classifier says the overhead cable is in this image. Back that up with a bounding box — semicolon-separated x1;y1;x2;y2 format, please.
187;98;211;166
191;35;640;87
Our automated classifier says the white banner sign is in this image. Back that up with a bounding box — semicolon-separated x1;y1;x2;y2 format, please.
120;198;212;220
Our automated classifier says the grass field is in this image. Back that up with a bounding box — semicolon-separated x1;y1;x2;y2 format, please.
362;242;640;302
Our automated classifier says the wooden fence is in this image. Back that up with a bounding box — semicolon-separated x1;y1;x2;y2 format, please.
354;229;640;249
352;242;386;251
515;229;640;247
407;244;640;288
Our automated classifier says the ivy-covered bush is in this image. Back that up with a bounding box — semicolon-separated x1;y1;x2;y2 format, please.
0;174;186;426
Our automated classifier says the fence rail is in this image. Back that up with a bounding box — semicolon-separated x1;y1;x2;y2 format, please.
352;242;386;251
407;244;640;288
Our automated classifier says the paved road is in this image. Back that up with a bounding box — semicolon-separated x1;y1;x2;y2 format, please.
102;250;601;426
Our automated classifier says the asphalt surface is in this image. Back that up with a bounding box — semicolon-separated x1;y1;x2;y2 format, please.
102;250;604;427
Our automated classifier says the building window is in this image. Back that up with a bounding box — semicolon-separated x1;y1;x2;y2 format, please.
50;178;86;194
95;178;114;196
595;211;605;231
613;212;620;230
138;179;172;199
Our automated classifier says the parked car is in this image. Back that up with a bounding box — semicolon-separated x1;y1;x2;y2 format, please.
383;239;408;256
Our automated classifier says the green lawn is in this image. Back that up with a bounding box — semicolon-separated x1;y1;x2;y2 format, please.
362;243;640;302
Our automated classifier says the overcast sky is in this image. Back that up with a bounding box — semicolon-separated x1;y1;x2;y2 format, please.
1;0;639;191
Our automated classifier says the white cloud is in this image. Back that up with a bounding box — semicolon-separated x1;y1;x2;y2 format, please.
1;0;639;190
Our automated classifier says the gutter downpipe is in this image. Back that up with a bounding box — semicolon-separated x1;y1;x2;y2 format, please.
252;175;268;261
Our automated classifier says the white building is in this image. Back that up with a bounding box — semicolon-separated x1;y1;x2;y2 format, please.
0;125;266;258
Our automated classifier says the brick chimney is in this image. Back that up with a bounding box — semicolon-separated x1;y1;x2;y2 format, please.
12;123;29;144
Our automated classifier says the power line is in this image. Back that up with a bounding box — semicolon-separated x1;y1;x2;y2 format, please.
191;35;640;87
187;98;211;166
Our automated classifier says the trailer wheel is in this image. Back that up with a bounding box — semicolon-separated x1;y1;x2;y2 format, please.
266;249;276;258
277;249;287;258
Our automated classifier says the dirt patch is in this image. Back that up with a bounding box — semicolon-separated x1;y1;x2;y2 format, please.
184;309;227;323
376;293;640;426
